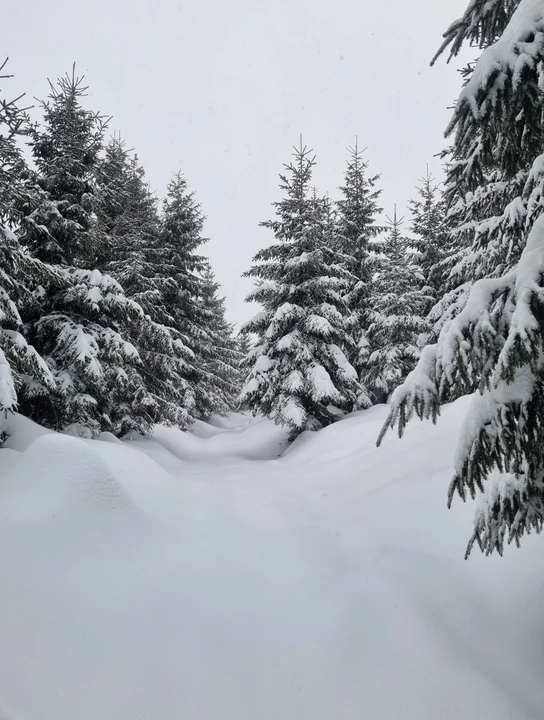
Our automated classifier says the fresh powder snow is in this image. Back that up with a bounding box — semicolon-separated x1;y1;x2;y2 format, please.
0;399;543;720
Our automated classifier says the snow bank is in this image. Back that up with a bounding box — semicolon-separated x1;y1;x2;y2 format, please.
0;399;543;719
3;411;54;452
150;413;288;462
0;433;141;528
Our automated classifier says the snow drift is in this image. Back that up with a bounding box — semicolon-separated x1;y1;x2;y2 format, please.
0;401;543;720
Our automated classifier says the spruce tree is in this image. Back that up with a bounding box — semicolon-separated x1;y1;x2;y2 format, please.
237;331;252;363
0;65;56;426
241;142;359;439
17;70;151;436
159;171;214;419
22;68;107;267
363;208;430;403
0;59;36;227
96;140;197;427
379;0;544;556
408;169;449;313
93;134;132;267
0;227;59;427
336;142;384;406
198;262;241;416
99;140;165;303
236;331;252;407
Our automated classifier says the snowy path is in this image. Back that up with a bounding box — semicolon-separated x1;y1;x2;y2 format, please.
0;402;543;720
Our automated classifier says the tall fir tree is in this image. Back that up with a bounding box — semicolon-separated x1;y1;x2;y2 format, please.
159;171;215;419
0;64;56;428
408;169;450;315
22;68;107;267
0;59;36;227
95;139;196;427
16;70;152;436
363;208;430;403
235;331;252;406
0;227;57;428
241;142;359;439
237;331;252;363
379;0;544;556
198;262;242;416
336;142;384;406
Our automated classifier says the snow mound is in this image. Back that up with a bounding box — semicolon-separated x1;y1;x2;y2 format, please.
0;433;138;528
191;412;256;438
98;430;124;444
152;414;288;462
207;412;252;430
283;403;388;465
3;411;54;452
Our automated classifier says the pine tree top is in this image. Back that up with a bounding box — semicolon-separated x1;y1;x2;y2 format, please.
161;170;207;255
33;66;108;182
337;140;384;246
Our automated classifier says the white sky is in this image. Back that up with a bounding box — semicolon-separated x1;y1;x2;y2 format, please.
6;0;468;326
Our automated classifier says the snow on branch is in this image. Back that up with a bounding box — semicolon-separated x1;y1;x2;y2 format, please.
448;0;544;133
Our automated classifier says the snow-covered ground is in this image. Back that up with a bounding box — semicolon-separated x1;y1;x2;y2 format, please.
0;399;543;720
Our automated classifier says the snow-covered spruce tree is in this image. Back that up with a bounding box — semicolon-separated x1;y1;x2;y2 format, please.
363;208;430;404
197;262;242;416
0;65;56;428
17;70;152;436
96;141;196;427
241;143;359;439
237;331;252;364
93;134;133;267
336;142;384;406
428;150;528;353
408;169;449;313
97;138;163;283
0;60;36;228
21;68;108;267
159;171;216;419
427;55;530;341
0;228;57;429
235;331;252;407
379;0;544;556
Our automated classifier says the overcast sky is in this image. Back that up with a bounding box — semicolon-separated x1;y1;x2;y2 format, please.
6;0;468;326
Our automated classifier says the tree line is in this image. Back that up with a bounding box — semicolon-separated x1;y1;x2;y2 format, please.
0;63;243;438
241;140;448;440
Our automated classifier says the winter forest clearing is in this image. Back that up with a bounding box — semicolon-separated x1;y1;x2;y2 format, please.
3;0;544;717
